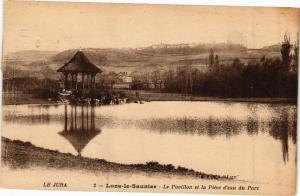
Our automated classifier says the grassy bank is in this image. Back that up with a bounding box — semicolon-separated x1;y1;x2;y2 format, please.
1;137;233;180
123;90;297;104
3;91;296;105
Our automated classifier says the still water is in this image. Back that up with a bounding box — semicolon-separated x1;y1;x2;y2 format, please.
2;101;297;185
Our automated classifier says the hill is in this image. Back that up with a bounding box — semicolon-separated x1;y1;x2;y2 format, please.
260;44;281;52
3;43;281;80
3;50;57;64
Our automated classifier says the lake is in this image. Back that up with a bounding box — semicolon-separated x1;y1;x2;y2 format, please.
2;101;296;186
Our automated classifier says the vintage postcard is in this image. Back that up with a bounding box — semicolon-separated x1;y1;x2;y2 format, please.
0;0;299;195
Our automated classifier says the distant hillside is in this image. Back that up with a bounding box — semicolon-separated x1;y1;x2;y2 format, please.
260;44;281;52
4;50;57;63
140;42;247;54
3;43;281;80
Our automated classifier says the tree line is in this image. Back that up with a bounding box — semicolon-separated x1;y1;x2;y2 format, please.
133;34;298;98
3;34;298;99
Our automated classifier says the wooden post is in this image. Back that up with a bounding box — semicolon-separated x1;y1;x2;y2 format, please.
64;104;68;132
92;74;96;90
89;74;93;90
89;74;92;90
72;74;76;89
64;73;68;90
93;74;95;90
87;74;90;90
81;105;84;131
90;106;93;131
75;105;77;131
82;73;85;90
70;74;73;89
70;106;74;131
75;74;78;90
86;106;89;131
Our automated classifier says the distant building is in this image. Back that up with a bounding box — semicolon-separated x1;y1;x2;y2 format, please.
118;72;133;83
113;72;133;89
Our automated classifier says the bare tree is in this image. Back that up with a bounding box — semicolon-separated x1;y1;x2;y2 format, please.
151;70;161;89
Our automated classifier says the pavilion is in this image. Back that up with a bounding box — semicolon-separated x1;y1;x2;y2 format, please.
57;50;103;92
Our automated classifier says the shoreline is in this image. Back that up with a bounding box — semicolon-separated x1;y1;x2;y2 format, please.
2;91;297;105
1;137;234;180
124;90;297;104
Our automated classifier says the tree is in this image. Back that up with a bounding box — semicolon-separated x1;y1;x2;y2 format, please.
151;70;161;89
214;55;219;66
281;32;292;66
208;49;214;67
232;58;242;68
292;40;298;72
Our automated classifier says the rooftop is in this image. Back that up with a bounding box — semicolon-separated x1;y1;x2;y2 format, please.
57;51;104;74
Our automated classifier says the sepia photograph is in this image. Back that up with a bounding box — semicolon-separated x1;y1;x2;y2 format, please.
0;0;299;195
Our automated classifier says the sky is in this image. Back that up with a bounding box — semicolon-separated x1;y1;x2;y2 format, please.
3;1;299;53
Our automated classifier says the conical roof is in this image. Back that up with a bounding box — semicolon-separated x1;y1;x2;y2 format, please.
57;51;103;73
59;129;101;155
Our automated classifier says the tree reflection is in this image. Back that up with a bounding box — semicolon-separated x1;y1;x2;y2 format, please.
4;105;51;124
268;108;297;163
246;117;259;135
136;117;243;137
133;109;296;164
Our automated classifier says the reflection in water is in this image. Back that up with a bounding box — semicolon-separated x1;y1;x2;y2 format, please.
130;118;242;137
2;102;297;173
246;117;259;135
3;103;297;163
4;105;52;124
121;109;296;163
268;108;296;163
58;105;101;156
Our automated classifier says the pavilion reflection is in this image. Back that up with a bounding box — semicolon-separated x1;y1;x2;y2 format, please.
58;105;101;156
